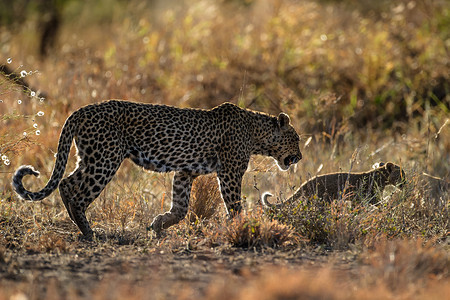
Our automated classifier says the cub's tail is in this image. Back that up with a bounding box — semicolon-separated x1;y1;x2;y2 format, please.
261;192;284;210
12;113;78;201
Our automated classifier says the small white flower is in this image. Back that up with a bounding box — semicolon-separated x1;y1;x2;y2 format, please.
1;155;7;161
4;159;10;166
36;130;41;135
37;111;44;116
17;99;22;104
7;58;12;64
33;123;38;128
31;91;36;97
39;97;45;102
20;70;27;77
23;132;27;136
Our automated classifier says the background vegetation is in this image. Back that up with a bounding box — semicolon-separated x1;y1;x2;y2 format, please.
0;0;448;299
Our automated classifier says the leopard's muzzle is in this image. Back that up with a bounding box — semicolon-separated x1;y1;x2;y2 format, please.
284;154;302;167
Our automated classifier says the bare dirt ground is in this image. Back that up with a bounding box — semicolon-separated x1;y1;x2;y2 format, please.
0;220;363;300
2;245;331;298
2;220;448;300
1;0;449;298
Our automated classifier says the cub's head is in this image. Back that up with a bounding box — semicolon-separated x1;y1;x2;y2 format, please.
378;162;406;187
271;113;302;171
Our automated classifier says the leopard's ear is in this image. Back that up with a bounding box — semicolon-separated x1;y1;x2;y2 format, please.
278;113;290;129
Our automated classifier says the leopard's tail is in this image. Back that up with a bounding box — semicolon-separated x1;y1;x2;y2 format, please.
12;112;78;201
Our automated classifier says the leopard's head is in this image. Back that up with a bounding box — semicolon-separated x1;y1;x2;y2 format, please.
271;113;302;171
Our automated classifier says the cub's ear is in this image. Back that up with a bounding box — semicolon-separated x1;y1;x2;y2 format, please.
385;162;395;173
278;113;291;129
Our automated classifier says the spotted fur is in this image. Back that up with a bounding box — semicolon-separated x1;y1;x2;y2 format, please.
12;100;302;236
262;162;405;209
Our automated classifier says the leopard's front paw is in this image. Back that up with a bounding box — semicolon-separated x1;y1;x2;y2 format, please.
150;215;164;234
150;212;179;236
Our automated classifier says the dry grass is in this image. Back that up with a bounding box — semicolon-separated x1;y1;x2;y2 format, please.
0;0;449;299
188;174;223;222
267;169;448;249
360;238;449;291
218;210;301;248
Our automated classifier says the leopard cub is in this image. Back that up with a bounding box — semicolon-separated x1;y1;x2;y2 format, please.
262;162;405;209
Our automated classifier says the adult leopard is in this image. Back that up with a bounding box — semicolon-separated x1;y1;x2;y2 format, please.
12;100;302;237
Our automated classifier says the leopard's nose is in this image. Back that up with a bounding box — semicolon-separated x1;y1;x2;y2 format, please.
291;155;300;164
285;155;301;166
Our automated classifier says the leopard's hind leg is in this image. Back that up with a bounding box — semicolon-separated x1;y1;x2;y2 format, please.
59;144;125;237
60;174;93;237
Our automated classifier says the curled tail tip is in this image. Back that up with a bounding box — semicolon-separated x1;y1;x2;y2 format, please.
261;192;274;207
15;165;40;177
12;165;41;200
